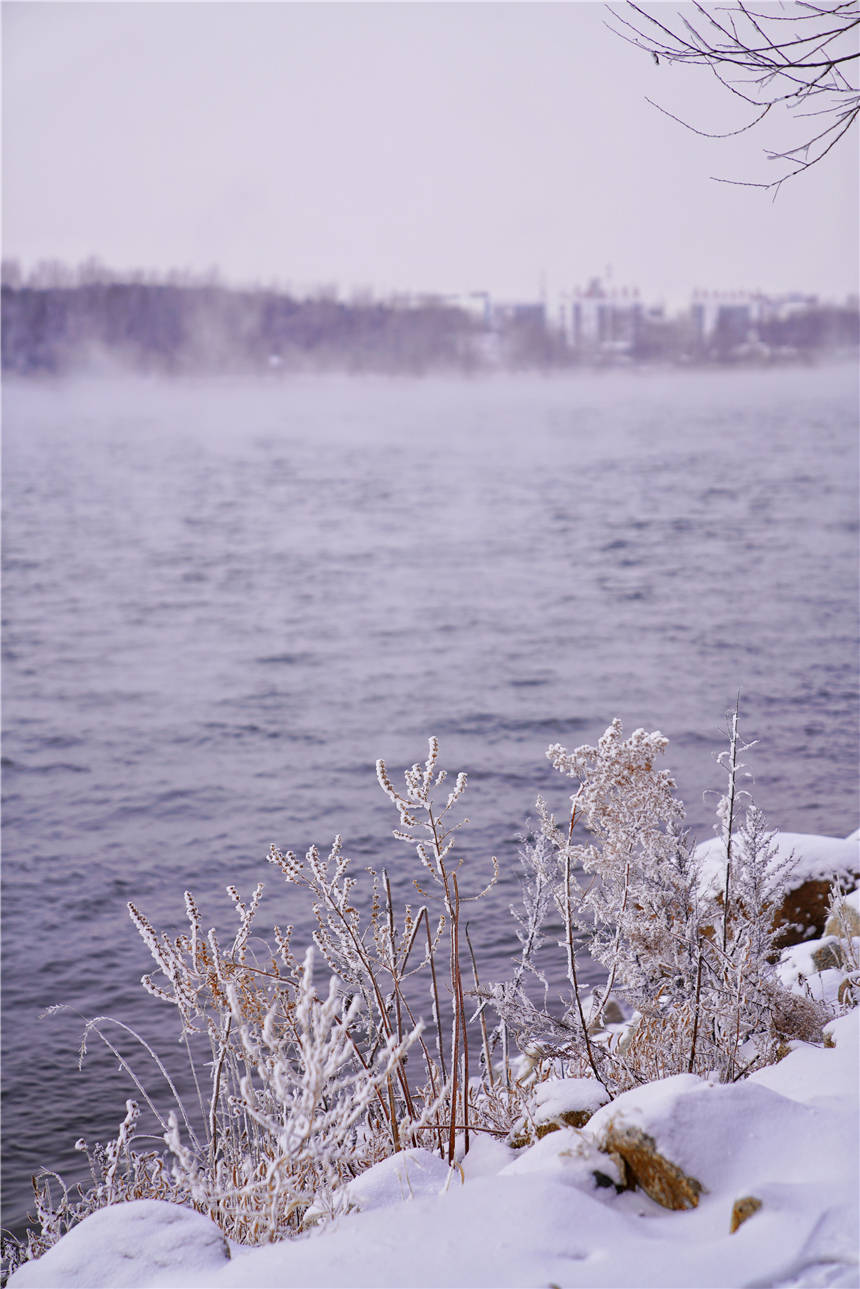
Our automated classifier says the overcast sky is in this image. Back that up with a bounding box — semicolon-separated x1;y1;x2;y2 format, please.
3;1;858;304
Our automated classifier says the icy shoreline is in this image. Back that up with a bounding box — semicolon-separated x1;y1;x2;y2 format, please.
8;832;859;1289
9;1013;859;1289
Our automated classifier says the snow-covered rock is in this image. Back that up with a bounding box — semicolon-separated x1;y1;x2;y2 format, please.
500;1122;625;1192
696;832;860;896
340;1147;453;1213
777;887;860;1007
7;1200;231;1288
696;831;860;946
533;1074;611;1130
587;1073;706;1210
586;1043;858;1229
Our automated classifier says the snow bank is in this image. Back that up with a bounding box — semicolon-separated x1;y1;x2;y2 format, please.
10;1010;858;1289
696;831;860;900
6;1200;231;1288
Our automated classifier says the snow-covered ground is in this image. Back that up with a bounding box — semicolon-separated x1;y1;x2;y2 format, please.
8;834;859;1289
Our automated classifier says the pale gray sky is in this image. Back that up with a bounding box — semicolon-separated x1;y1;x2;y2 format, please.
3;1;858;304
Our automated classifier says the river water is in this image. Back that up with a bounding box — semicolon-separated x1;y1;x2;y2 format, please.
2;365;858;1231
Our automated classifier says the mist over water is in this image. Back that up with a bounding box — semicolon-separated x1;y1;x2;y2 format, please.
2;365;858;1230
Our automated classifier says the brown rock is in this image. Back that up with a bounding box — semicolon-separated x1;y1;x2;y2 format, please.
768;986;828;1045
773;879;836;950
810;937;843;971
838;977;858;1007
709;877;859;954
730;1195;762;1233
559;1108;597;1129
535;1121;560;1140
535;1108;597;1137
601;1124;702;1211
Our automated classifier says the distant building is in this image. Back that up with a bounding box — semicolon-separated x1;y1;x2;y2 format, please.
444;291;493;327
690;289;822;355
545;276;661;356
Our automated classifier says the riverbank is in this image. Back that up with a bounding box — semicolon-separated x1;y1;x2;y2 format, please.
8;1012;858;1288
8;833;859;1289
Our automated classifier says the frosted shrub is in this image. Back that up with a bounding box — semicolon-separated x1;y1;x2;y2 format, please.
481;721;707;1091
268;738;500;1163
823;881;860;1007
74;739;497;1252
484;715;827;1091
546;720;691;1016
161;948;421;1241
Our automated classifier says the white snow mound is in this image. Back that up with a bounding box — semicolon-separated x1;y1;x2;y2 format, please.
10;1013;858;1288
7;1199;230;1288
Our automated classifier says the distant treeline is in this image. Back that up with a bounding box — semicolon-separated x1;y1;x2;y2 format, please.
2;274;857;375
0;281;499;376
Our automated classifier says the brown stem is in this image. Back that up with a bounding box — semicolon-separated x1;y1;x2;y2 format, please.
209;1015;231;1174
418;907;447;1083
447;874;460;1166
453;875;469;1156
722;705;740;957
387;1075;401;1152
465;922;494;1089
383;870;404;1046
687;943;703;1074
563;806;611;1098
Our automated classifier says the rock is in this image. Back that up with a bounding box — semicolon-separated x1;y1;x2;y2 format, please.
559;1110;596;1130
810;936;844;972
730;1195;763;1233
695;834;860;951
767;986;828;1045
580;993;626;1032
599;1123;702;1211
772;879;837;950
533;1110;603;1135
601;998;626;1025
533;1077;611;1133
535;1121;562;1139
838;976;858;1007
500;1124;626;1195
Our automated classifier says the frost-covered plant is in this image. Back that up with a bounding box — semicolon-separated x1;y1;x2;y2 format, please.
691;710;831;1077
485;714;829;1091
1;740;505;1274
482;720;703;1092
546;720;690;1017
706;802;800;1076
161;948;422;1241
825;881;860;1008
376;738;499;1155
0;1097;185;1280
507;828;556;1004
265;739;499;1163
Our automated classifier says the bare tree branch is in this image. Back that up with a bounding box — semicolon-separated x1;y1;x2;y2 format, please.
607;0;859;185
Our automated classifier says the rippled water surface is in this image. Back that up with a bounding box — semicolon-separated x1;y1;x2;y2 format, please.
2;367;858;1229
